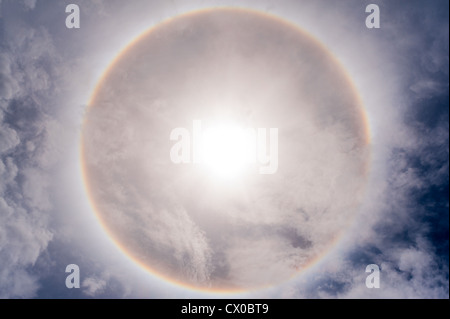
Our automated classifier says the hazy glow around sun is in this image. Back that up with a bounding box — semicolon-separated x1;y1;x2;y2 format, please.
82;8;370;292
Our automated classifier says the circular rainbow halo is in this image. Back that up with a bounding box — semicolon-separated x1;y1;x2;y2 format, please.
81;8;370;293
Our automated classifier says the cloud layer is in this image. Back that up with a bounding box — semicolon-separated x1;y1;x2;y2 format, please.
0;11;60;297
0;0;447;298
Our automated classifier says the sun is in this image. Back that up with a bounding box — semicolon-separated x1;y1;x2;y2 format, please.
200;123;255;179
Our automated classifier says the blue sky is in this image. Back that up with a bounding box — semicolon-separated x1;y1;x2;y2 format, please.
0;0;448;298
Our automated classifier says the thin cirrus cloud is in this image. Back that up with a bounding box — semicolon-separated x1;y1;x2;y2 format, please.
0;0;448;298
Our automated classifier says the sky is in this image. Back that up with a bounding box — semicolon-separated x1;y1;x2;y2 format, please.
0;0;448;299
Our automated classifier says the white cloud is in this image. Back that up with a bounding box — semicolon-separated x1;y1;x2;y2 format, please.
22;0;36;11
0;18;63;298
410;80;448;98
0;126;20;154
82;276;108;297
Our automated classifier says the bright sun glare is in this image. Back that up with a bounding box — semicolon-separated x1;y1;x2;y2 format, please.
200;124;255;179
